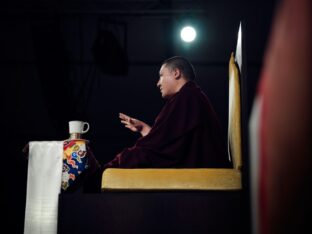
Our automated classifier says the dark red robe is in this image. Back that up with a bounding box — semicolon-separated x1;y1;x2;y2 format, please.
104;81;230;169
83;81;231;192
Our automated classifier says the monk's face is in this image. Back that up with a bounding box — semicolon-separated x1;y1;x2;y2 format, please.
157;64;179;99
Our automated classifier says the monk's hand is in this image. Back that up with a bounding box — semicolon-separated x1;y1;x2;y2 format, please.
119;113;142;132
119;113;151;136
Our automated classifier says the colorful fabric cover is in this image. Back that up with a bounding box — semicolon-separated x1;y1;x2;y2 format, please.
62;140;89;191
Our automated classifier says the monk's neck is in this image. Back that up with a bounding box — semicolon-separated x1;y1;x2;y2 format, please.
175;79;189;93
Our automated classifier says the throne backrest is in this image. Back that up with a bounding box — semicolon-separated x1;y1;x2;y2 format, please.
228;22;243;170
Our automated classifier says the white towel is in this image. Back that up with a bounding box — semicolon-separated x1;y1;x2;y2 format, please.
24;141;63;234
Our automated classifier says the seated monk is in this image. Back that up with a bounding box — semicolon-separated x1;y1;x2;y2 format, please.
84;56;231;192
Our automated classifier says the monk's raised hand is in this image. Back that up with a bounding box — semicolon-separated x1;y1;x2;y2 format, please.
119;113;151;136
119;113;142;133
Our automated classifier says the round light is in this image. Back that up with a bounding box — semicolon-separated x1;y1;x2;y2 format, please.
180;26;197;42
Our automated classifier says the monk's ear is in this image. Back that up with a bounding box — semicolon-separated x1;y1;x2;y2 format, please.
173;68;182;80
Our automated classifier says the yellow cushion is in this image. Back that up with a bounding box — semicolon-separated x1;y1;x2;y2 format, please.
102;168;242;191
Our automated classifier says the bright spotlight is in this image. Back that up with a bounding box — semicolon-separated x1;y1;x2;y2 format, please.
180;26;197;43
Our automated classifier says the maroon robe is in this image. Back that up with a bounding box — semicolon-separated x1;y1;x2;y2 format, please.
104;81;230;169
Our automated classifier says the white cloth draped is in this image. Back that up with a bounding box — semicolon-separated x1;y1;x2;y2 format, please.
24;141;63;234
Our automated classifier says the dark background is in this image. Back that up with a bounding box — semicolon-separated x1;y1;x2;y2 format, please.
1;0;277;233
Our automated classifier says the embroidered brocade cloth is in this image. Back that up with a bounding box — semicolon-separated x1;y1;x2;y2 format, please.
62;140;89;191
